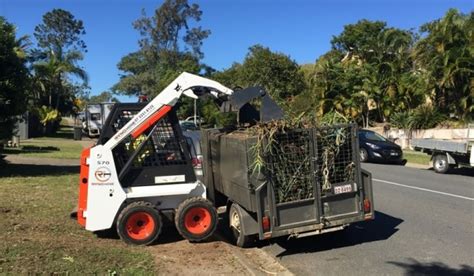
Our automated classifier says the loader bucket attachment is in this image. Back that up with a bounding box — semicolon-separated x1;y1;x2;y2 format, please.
227;86;284;123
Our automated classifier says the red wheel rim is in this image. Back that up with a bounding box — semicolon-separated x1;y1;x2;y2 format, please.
125;211;155;240
184;207;212;235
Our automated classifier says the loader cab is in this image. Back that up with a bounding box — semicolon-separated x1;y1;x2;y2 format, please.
98;103;196;188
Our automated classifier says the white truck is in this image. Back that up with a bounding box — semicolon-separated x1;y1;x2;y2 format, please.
412;125;474;173
83;103;115;137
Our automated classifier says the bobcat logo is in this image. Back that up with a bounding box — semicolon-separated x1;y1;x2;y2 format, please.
174;84;182;92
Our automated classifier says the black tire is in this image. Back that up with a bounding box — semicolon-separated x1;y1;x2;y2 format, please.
433;154;450;174
229;203;254;248
117;201;162;245
175;197;218;242
360;148;369;162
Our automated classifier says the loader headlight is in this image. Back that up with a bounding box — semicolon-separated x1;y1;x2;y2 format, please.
366;142;380;150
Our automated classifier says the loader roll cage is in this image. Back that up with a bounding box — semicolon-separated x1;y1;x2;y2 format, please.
98;103;195;187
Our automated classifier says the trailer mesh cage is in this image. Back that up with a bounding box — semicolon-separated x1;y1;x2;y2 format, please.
265;129;314;204
315;125;356;196
264;124;357;204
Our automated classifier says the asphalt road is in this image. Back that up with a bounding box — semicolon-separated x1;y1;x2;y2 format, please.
262;164;474;275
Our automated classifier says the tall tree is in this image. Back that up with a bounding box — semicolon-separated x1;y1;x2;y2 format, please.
0;17;30;140
114;0;210;97
32;9;88;113
414;9;473;120
213;45;305;103
34;8;86;54
306;19;422;124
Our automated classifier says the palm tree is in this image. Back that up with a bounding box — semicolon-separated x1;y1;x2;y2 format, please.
414;9;473;120
32;45;88;109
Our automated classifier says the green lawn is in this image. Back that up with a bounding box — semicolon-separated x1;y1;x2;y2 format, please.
2;125;84;159
0;165;156;274
403;150;431;165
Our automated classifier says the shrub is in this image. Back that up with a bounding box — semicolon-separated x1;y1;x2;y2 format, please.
409;105;446;129
390;105;446;130
390;111;412;130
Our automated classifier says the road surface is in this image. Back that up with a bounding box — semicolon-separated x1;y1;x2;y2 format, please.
262;163;474;275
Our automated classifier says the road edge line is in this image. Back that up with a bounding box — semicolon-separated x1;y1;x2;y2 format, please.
373;178;474;201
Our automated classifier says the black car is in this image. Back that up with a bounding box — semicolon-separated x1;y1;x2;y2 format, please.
358;129;406;164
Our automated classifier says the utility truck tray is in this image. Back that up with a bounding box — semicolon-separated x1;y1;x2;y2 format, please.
412;138;470;153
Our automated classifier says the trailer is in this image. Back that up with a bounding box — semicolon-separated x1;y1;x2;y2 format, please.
201;119;374;247
412;134;474;174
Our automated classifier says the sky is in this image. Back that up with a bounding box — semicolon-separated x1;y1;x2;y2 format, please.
1;0;472;102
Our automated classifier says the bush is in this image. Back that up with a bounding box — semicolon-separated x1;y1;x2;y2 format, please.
409;105;446;129
390;105;446;130
390;111;412;129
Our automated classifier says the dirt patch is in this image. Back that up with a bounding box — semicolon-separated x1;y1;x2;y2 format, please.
149;233;250;275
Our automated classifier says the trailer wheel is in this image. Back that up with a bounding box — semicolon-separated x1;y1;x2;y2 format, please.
175;197;218;242
229;203;254;248
117;201;162;245
433;154;450;174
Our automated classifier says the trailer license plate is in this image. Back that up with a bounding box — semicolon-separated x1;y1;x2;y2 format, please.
334;184;352;194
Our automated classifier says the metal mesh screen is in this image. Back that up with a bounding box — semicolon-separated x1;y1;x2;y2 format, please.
315;125;355;196
265;129;314;204
134;115;186;167
264;124;356;204
112;112;187;168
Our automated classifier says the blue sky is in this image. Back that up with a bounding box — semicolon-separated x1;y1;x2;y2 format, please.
1;0;472;102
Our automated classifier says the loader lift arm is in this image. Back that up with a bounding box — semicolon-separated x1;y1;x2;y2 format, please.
104;72;234;150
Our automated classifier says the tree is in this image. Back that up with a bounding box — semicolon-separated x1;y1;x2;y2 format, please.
34;8;86;54
240;45;305;102
88;91;120;104
32;9;88;114
414;9;473;120
32;48;88;111
331;19;387;63
213;45;305;104
114;0;210;97
0;17;30;140
300;19;425;125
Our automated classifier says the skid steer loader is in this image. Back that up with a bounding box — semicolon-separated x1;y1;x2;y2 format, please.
76;72;234;245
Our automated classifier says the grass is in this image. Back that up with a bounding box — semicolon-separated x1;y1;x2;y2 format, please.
403;150;431;165
0;164;156;274
1;125;84;159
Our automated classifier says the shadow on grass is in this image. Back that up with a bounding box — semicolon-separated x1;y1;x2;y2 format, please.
45;127;74;139
2;145;60;155
388;258;474;276
0;163;79;177
267;211;402;258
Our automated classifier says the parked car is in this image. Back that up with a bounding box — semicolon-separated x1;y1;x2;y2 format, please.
359;129;406;164
183;131;203;180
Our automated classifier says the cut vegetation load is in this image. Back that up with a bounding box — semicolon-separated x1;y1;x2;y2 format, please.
73;72;374;247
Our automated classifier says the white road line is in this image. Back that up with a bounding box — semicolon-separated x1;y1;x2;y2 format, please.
373;178;474;201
